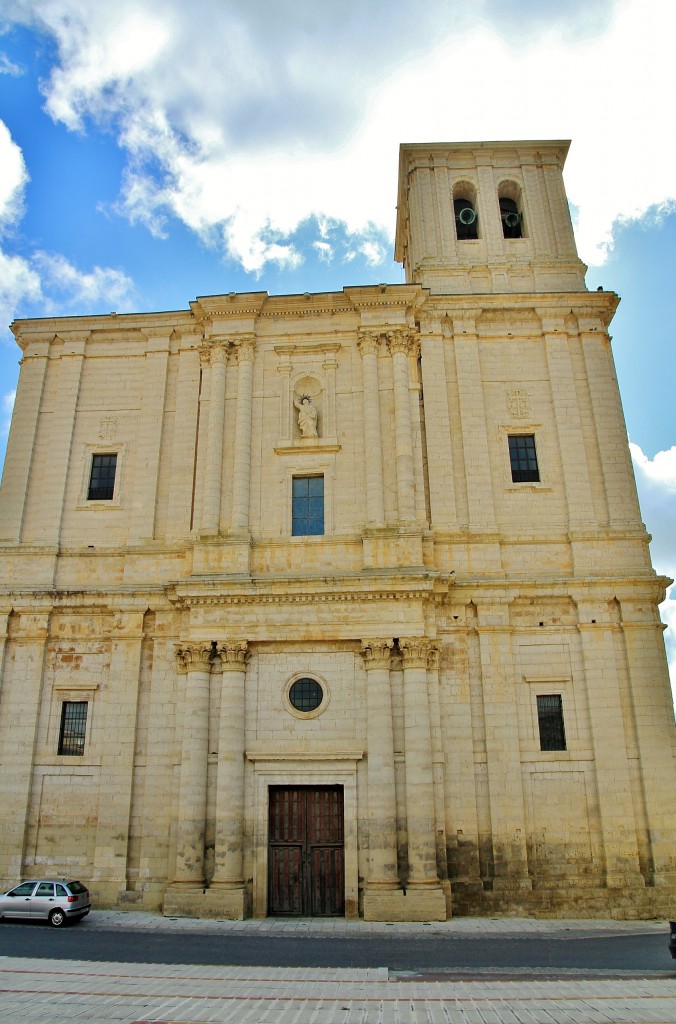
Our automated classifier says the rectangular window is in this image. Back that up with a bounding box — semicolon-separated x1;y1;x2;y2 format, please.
508;434;540;483
58;701;88;755
292;475;324;536
537;694;566;751
87;453;117;500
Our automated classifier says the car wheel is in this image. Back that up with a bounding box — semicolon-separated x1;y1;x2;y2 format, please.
49;908;66;928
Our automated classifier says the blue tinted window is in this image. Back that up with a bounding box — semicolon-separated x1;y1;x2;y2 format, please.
292;476;324;536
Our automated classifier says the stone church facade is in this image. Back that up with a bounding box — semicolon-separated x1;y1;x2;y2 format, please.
0;140;674;920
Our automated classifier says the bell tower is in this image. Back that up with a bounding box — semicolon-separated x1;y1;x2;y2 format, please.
394;140;587;295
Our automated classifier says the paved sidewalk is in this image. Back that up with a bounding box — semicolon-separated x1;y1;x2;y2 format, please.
1;954;675;1024
88;909;670;936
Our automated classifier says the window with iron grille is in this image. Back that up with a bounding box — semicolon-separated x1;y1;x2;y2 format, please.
87;453;117;500
292;475;324;536
508;434;540;482
537;694;566;751
58;701;88;755
289;678;324;712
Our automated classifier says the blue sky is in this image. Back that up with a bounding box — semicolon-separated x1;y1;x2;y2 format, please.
0;0;674;700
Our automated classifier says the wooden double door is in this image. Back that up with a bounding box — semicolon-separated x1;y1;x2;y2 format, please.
268;786;345;916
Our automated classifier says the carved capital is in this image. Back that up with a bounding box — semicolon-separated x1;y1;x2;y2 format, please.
399;637;433;669
198;345;211;367
357;332;380;359
387;329;418;357
361;637;394;669
215;639;249;671
234;336;256;364
175;642;213;673
210;342;229;366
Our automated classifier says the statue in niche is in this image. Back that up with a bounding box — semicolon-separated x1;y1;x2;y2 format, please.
294;394;319;438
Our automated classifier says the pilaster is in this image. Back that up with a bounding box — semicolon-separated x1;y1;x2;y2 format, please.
0;336;50;543
539;315;596;533
357;333;385;528
452;318;497;534
619;600;676;888
0;609;50;881
129;330;171;543
477;604;532;890
575;599;646;889
388;331;417;525
92;610;145;896
418;323;457;530
200;342;228;537
166;340;201;540
41;333;88;548
230;337;256;535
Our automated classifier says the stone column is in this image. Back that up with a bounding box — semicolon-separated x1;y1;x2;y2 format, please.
357;334;385;526
230;337;256;534
388;331;416;524
171;642;213;889
425;644;449;890
362;639;397;889
200;343;228;536
400;638;441;888
208;639;249;918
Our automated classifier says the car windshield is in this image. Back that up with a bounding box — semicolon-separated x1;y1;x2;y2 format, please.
68;881;87;894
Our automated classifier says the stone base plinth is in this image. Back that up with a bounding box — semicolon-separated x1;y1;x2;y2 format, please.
163;885;249;920
192;536;251;576
364;885;447;921
361;528;424;571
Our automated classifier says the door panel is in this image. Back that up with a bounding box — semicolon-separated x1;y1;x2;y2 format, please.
268;786;344;916
269;846;303;916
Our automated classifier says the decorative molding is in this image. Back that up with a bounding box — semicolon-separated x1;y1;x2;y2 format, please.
399;637;435;669
274;442;341;456
361;637;394;669
174;642;213;672
246;749;364;762
214;639;249;670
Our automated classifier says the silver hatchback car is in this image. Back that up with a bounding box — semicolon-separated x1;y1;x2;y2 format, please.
0;879;90;927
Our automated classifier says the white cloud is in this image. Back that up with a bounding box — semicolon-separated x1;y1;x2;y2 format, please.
8;0;674;274
0;119;28;229
631;442;676;708
313;241;333;264
0;118;134;327
0;390;15;440
33;252;134;309
0;53;23;76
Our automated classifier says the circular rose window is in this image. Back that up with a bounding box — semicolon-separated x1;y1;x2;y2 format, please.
288;677;323;712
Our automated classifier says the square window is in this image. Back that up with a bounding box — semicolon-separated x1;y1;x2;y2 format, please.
508;434;540;483
537;694;566;751
292;475;324;536
58;701;88;755
88;453;117;500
